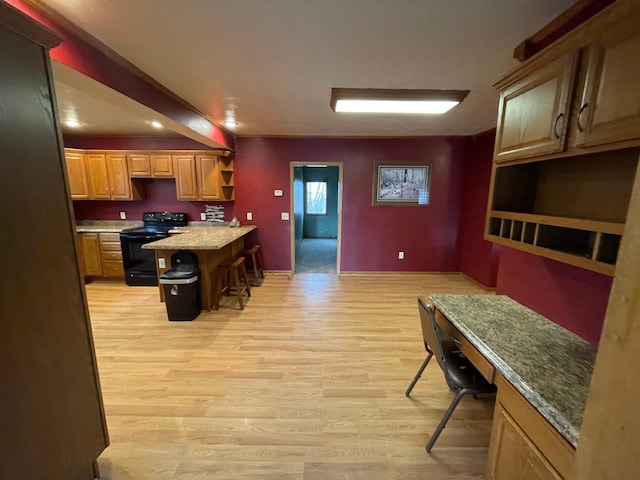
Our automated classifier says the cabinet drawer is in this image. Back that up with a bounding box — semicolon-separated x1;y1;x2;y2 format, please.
102;261;124;277
101;251;122;261
99;233;121;242
100;242;121;252
435;310;496;383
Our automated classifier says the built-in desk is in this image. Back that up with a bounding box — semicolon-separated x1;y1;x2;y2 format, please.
429;294;597;480
143;226;256;310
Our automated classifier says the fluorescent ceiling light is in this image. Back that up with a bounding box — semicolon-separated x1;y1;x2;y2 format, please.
330;88;469;114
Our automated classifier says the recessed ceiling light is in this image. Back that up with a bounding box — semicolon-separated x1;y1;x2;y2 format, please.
151;121;163;129
64;119;81;128
330;88;469;114
223;119;238;128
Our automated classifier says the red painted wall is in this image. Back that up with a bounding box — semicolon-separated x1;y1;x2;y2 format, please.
72;179;235;223
458;130;500;287
496;247;612;344
234;137;467;272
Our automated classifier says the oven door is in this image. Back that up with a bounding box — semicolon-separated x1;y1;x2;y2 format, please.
120;233;167;286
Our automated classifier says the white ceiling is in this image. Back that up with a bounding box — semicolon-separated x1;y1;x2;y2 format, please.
48;0;576;138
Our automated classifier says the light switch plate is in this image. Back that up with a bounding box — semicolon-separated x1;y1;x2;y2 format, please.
281;212;290;220
158;258;166;268
119;211;126;219
200;213;207;220
274;189;283;197
247;212;253;220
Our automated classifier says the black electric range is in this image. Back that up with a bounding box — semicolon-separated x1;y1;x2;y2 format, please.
120;212;187;286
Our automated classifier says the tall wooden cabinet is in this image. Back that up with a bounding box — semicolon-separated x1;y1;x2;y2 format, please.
486;1;640;478
0;4;108;479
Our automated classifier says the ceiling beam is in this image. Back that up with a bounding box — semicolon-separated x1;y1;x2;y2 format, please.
5;0;235;151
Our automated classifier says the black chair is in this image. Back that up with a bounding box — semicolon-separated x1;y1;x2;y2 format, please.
409;295;496;453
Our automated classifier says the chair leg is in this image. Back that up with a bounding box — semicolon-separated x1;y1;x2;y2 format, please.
405;351;433;397
426;388;473;453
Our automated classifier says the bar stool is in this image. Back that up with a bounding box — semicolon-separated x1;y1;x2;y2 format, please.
241;244;265;286
215;256;251;310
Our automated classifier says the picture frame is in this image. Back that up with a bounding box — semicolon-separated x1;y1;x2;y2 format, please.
374;164;430;204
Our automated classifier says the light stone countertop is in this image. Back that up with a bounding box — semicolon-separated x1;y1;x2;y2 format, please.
429;294;597;448
142;225;256;250
76;220;142;233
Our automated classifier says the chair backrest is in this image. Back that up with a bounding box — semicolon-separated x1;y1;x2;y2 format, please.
417;295;454;387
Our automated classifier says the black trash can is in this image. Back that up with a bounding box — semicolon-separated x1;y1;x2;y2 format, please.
159;251;200;321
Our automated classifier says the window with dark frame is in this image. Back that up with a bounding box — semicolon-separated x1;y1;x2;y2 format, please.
305;181;328;215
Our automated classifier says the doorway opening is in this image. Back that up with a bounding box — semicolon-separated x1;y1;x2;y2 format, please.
291;163;342;274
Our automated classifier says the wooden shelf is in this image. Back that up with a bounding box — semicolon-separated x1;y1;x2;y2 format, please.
486;210;623;276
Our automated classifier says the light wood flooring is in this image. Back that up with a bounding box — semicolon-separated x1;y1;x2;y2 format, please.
86;273;494;479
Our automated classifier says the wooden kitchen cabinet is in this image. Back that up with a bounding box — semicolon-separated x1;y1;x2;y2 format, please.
196;154;221;200
493;2;640;163
78;232;124;278
64;150;90;199
151;154;174;176
486;375;574;480
99;232;124;278
487;404;562;480
574;27;640;148
84;152;137;200
128;153;174;177
174;154;199;199
80;233;103;276
85;153;111;199
494;52;578;162
174;153;232;201
127;154;151;176
106;153;132;199
486;1;640;275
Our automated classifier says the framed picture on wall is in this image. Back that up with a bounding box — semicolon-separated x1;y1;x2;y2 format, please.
374;164;430;204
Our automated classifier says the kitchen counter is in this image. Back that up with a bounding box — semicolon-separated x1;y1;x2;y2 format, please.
429;294;596;448
143;225;257;310
76;220;142;233
142;225;256;250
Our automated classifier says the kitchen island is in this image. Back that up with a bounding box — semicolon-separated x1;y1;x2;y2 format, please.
143;225;256;310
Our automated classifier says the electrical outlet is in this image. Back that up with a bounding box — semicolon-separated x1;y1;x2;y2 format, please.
247;212;253;221
158;258;166;268
281;212;290;220
398;251;405;259
119;211;126;220
274;189;283;197
200;213;206;220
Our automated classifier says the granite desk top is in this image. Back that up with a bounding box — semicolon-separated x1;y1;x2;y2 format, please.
76;220;142;233
142;225;256;250
429;294;597;448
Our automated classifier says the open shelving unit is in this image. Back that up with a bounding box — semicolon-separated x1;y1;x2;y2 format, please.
485;149;639;276
219;156;235;201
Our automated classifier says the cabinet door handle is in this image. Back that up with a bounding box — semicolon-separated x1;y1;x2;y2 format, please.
577;103;589;132
553;112;564;139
